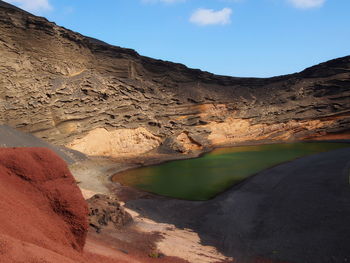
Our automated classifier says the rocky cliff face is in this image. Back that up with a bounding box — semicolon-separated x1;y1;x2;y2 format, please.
0;1;349;157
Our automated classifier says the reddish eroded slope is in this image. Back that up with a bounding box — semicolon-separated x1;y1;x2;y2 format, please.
0;147;189;263
0;147;89;262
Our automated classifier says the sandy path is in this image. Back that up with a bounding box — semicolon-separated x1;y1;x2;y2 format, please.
126;208;232;263
70;157;136;194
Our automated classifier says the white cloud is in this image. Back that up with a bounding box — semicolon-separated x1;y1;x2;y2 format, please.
3;0;52;13
288;0;326;9
190;8;232;26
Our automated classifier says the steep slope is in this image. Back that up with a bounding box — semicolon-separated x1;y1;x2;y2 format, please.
0;147;88;262
0;125;86;164
0;1;349;157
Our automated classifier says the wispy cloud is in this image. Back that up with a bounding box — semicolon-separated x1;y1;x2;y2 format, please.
190;8;232;26
3;0;52;13
288;0;326;9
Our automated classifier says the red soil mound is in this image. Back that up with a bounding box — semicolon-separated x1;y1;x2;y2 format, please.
0;147;189;263
0;147;89;262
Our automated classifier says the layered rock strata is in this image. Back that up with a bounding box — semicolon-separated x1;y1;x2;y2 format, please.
0;1;349;157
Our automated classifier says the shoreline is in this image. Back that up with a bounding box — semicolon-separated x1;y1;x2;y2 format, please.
110;139;350;202
112;138;350;179
71;138;350;263
71;138;350;202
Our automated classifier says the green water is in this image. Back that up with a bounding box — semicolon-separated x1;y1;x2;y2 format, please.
113;142;350;201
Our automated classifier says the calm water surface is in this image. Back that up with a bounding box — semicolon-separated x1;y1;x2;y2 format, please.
113;142;350;201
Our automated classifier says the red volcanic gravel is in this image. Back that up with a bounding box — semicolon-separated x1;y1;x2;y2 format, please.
0;147;89;262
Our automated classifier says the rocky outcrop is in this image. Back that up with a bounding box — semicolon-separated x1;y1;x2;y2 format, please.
67;127;162;157
88;194;133;233
0;1;349;157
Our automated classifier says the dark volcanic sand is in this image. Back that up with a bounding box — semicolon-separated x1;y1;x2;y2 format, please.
0;125;86;164
125;147;350;263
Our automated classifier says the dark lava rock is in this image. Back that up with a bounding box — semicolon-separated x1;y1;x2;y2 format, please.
87;194;133;233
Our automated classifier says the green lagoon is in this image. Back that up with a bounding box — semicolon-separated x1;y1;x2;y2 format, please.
114;142;350;201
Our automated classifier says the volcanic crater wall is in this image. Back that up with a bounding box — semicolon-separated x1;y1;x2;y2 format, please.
0;1;349;157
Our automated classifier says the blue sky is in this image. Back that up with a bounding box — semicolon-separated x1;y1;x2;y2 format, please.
4;0;350;77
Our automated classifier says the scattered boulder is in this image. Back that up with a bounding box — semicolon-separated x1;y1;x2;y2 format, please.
87;194;133;233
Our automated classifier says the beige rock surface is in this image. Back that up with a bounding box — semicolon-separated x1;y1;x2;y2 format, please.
206;117;336;145
67;127;162;157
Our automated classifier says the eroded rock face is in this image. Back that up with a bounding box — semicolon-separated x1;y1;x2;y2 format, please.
0;1;349;157
67;127;162;158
